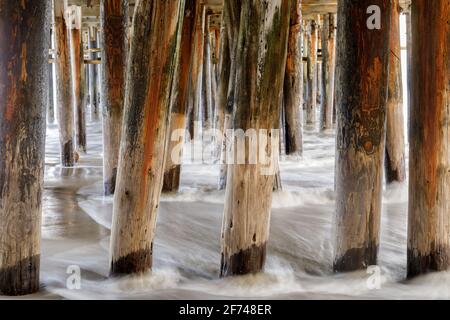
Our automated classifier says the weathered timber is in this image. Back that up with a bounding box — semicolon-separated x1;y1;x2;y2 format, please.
54;0;75;167
333;0;391;272
68;6;87;154
221;0;291;277
214;20;230;165
88;26;99;121
163;0;196;193
100;0;129;195
201;15;214;142
319;13;336;131
385;0;405;183
218;0;241;190
48;30;55;124
283;0;303;156
0;0;49;296
407;0;450;278
110;0;184;275
305;20;318;125
187;2;205;139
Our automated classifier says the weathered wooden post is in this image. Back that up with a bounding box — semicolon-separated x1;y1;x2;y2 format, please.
110;0;184;275
54;0;75;167
305;20;318;125
100;0;129;195
320;13;336;131
88;26;99;121
68;6;87;153
187;2;205;139
218;0;240;190
48;30;56;124
333;0;391;272
405;5;412;140
407;0;450;278
283;0;303;156
220;0;291;277
163;0;196;193
385;0;405;183
0;0;49;296
201;12;213;135
215;20;230;163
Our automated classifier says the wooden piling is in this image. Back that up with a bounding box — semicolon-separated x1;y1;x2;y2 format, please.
88;26;99;121
100;0;129;196
305;20;318;125
48;30;56;124
110;0;184;275
283;0;303;156
54;0;75;167
218;0;240;190
201;12;213;135
320;13;336;131
163;0;197;193
68;6;87;154
385;0;405;183
220;0;291;277
407;0;450;278
0;0;49;295
187;2;205;139
333;0;391;272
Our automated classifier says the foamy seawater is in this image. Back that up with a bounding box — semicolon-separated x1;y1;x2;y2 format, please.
7;117;450;301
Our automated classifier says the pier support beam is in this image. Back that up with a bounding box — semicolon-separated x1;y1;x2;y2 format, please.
100;0;129;195
220;0;290;277
163;0;196;193
320;13;336;132
407;0;450;278
218;0;240;190
110;0;183;275
385;0;405;183
333;0;391;272
54;0;75;167
283;0;303;156
305;20;318;125
68;6;87;154
88;26;99;121
0;0;49;295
